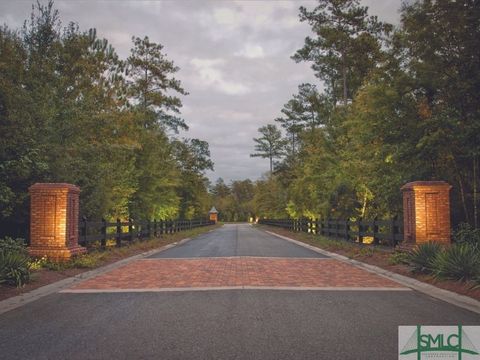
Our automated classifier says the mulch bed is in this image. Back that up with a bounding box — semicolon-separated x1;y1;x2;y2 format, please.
261;225;480;302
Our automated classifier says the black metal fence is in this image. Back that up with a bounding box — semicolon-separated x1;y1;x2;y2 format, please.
79;218;215;248
258;217;403;247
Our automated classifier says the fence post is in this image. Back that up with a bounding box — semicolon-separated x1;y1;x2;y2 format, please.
147;220;152;239
154;219;157;237
128;218;133;242
391;215;398;247
373;216;379;245
357;217;363;244
101;218;107;250
160;220;164;235
116;218;122;247
81;216;87;246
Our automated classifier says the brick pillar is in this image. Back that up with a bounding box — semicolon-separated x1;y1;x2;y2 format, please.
209;213;218;223
401;181;452;245
29;183;86;261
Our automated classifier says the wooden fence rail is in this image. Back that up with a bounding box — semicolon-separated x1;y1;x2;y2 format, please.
258;217;403;247
79;218;215;248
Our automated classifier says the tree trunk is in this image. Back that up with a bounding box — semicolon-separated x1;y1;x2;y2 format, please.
341;49;347;106
360;188;368;218
457;174;470;225
474;155;478;228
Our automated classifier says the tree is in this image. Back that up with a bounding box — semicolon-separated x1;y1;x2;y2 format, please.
0;1;214;239
250;124;286;174
172;138;214;219
293;0;391;106
127;36;188;133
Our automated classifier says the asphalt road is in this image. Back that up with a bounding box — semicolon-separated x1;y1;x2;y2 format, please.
150;223;327;258
1;224;479;360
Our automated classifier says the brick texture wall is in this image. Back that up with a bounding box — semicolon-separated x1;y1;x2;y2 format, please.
29;183;86;261
401;181;452;245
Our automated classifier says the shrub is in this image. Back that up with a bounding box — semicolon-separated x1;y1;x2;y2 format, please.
71;252;107;268
0;237;27;255
408;242;442;273
453;223;480;246
0;237;31;287
389;251;410;265
0;250;31;287
432;243;480;282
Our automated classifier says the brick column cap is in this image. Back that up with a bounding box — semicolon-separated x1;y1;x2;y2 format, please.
401;181;452;192
29;183;80;194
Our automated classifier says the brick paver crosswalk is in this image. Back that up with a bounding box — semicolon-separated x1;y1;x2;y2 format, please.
65;257;407;292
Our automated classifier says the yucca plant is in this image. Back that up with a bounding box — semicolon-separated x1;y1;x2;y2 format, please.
407;242;443;273
432;243;480;282
0;250;31;287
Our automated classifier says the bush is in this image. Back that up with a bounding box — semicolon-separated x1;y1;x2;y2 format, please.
453;223;480;246
389;251;410;265
0;250;31;287
0;237;27;255
0;237;31;287
408;242;442;273
432;243;480;282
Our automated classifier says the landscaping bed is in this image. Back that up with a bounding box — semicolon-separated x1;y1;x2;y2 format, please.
0;224;220;302
258;224;480;302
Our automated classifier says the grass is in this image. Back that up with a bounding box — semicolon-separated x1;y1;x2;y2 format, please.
256;224;383;256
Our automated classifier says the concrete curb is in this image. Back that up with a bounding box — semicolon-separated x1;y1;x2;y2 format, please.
0;236;195;316
264;230;480;315
61;286;412;293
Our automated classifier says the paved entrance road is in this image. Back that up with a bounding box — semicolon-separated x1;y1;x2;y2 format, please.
150;224;326;258
1;224;479;360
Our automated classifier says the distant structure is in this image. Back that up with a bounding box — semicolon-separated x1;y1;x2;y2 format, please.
209;206;218;223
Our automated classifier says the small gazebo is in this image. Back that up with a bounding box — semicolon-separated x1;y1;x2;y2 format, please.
209;206;218;223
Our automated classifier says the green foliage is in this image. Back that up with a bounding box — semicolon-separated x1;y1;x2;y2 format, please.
432;244;480;282
0;237;27;255
389;251;410;265
0;237;30;287
453;223;480;246
408;242;442;274
250;124;286;174
0;1;213;238
248;0;480;227
0;251;31;287
211;179;255;222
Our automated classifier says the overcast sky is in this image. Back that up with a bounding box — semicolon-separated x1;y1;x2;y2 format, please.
0;0;402;184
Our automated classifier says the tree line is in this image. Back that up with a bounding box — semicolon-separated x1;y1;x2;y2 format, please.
250;0;480;226
0;1;214;238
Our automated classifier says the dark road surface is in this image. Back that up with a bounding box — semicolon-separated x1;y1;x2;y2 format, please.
149;224;327;258
1;224;479;360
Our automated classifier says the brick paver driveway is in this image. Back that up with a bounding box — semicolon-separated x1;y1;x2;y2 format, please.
1;223;479;360
67;257;404;291
65;224;405;292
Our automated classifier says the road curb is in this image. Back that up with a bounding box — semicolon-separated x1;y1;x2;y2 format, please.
264;229;480;315
0;236;194;316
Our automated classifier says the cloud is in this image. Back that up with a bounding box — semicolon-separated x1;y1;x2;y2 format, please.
235;43;265;59
190;58;250;95
0;0;403;183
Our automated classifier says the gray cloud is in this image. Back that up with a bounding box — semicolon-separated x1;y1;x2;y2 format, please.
0;0;402;183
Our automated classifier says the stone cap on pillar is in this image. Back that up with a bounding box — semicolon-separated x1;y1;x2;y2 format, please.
401;181;452;192
29;183;80;194
209;206;218;214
